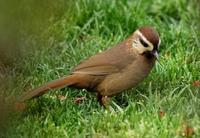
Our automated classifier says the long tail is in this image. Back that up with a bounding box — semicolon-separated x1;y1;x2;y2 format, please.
17;75;77;102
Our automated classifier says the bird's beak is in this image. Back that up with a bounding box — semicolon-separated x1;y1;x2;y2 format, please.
151;50;159;60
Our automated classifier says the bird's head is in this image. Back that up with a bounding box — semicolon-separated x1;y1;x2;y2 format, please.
132;26;160;59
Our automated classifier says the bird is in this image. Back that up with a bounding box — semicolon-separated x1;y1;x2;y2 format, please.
17;26;161;107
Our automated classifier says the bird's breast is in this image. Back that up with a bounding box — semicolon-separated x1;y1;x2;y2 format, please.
97;56;155;96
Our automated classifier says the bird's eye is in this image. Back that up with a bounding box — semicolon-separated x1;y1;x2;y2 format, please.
139;38;148;47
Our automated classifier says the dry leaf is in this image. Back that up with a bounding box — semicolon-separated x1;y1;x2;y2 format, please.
178;123;194;137
74;97;86;104
192;80;199;87
158;110;166;118
57;95;66;101
14;102;26;111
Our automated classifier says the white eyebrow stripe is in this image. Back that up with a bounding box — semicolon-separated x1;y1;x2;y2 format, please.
135;30;153;46
135;30;154;51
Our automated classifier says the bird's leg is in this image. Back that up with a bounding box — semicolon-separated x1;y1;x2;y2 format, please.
97;94;110;108
101;96;110;108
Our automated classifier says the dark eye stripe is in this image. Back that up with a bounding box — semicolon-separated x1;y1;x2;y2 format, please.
139;38;148;47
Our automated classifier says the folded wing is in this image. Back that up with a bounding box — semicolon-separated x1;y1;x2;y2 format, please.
72;44;136;76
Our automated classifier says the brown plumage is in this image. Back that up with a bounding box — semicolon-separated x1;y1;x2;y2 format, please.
139;26;160;49
18;26;160;107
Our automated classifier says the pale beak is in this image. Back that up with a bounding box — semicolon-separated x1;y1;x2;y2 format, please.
151;50;159;60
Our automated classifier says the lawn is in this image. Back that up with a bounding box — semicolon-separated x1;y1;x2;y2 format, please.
1;0;200;137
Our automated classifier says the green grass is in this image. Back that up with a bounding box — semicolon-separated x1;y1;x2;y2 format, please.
2;0;200;137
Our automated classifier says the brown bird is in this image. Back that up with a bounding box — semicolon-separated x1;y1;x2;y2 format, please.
18;26;160;107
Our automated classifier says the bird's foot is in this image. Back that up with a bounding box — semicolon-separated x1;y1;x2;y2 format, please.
97;94;114;111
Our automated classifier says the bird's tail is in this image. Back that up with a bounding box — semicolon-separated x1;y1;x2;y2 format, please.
17;75;77;102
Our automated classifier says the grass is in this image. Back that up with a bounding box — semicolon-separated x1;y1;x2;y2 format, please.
1;0;200;137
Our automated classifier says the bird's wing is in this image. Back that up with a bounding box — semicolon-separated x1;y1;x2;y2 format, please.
72;43;136;76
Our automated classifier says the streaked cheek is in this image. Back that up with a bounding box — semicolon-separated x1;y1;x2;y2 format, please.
131;40;139;48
